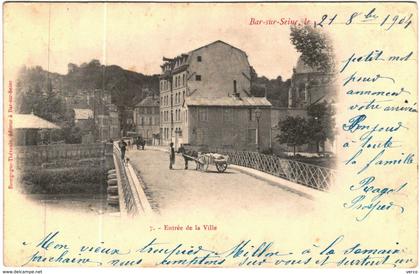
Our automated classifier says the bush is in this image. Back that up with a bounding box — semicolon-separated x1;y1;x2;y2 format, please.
21;167;107;194
261;148;273;155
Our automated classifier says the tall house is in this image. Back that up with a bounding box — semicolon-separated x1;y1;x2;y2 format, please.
159;40;271;150
133;95;160;145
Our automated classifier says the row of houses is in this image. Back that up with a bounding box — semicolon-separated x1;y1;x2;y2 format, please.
133;40;337;153
16;40;336;153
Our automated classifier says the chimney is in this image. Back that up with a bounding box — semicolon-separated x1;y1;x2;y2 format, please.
233;80;239;98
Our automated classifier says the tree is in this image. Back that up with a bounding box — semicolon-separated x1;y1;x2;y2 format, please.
290;25;335;73
277;116;309;156
306;101;336;152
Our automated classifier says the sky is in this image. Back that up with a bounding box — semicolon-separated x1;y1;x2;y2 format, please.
4;3;304;81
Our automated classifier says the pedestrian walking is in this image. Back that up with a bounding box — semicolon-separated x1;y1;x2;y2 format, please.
169;142;175;169
120;140;127;162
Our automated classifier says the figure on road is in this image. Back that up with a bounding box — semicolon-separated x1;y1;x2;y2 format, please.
120;139;128;162
169;142;175;169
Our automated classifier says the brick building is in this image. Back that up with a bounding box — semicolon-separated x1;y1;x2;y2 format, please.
159;40;272;150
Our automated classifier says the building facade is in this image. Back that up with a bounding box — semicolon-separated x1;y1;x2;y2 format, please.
133;95;160;144
159;40;272;151
288;57;337;108
275;56;338;154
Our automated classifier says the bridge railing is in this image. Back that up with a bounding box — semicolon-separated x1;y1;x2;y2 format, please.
210;149;336;191
113;144;139;216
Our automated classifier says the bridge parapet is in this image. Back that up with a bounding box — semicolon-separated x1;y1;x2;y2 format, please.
112;143;152;216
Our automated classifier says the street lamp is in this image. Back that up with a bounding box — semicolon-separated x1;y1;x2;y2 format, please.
255;108;262;152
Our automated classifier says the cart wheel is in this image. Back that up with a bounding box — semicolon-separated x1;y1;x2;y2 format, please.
216;162;228;173
198;156;209;172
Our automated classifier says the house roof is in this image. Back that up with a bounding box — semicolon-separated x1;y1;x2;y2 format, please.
74;108;93;120
185;96;272;107
188;40;247;56
136;96;160;107
161;40;248;71
14;114;61;129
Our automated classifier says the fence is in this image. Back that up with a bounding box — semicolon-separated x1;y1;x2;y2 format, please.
15;143;108;166
210;149;336;191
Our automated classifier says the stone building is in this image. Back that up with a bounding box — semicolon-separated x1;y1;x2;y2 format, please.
133;95;160;144
185;97;271;150
288;57;337;108
159;40;272;150
270;56;337;154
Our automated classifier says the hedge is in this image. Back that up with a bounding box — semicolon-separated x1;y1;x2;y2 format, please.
20;167;108;194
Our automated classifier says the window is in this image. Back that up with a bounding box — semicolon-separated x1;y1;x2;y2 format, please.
249;109;256;121
149;117;152;125
141;117;144;126
247;129;257;144
196;75;202;81
183;90;185;101
197;56;202;62
223;108;232;122
182;74;185;86
196;128;206;144
199;108;208;121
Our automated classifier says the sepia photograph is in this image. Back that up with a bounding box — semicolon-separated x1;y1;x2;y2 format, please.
2;2;417;270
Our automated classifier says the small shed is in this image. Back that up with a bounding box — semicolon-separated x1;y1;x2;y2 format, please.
14;113;60;145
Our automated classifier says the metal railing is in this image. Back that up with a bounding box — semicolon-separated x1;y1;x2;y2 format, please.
210;149;336;191
113;145;139;216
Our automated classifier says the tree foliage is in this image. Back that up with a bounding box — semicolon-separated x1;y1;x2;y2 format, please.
250;66;291;107
276;116;309;155
16;60;160;143
290;25;335;73
277;102;336;154
306;101;336;151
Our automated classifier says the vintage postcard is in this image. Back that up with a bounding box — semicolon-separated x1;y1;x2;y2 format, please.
2;1;418;271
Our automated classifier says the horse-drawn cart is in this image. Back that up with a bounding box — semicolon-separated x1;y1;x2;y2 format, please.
183;153;229;173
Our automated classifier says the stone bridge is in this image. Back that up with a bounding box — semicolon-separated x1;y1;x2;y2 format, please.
110;144;335;217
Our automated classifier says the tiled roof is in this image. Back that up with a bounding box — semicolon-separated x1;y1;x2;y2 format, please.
74;108;93;120
14;114;60;129
136;96;160;107
185;96;272;107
